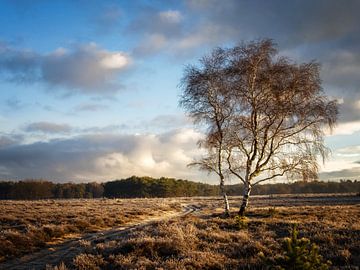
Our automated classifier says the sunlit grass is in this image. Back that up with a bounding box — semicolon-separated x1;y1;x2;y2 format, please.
0;198;180;261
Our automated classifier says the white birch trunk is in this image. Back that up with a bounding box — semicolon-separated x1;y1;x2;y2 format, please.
239;182;251;216
220;176;230;216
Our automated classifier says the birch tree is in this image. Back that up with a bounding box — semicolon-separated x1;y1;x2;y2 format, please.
180;39;338;216
180;48;232;216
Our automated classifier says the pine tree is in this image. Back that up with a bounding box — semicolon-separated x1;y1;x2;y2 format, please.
272;224;331;270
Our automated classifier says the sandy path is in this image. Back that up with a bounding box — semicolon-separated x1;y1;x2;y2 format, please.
0;205;199;270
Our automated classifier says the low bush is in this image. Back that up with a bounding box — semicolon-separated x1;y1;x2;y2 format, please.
234;215;248;230
263;224;331;269
73;254;105;270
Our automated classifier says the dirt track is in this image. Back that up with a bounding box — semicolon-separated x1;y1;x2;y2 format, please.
0;205;199;270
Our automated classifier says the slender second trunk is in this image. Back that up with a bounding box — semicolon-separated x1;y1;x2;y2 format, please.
220;176;230;217
239;182;251;216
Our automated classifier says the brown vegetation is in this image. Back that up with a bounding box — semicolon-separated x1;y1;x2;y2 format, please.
66;206;358;269
45;195;359;270
1;195;359;269
0;198;180;262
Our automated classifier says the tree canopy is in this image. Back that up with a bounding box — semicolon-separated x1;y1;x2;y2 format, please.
180;39;338;215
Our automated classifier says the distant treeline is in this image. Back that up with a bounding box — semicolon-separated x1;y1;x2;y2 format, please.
227;180;360;196
104;177;218;198
0;181;104;200
0;176;359;200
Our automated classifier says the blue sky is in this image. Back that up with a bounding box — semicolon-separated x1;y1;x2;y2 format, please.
0;0;359;183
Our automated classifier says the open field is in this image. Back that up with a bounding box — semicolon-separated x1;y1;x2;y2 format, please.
0;198;181;263
0;194;359;269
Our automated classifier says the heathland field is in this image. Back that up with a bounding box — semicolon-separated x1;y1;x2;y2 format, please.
0;194;359;269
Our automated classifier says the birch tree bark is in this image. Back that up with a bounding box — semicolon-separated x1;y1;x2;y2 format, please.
220;174;230;216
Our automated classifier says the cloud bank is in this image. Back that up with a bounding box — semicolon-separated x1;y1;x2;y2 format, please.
0;129;205;182
0;43;131;95
24;122;72;134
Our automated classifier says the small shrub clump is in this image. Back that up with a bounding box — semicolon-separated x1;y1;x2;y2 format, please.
73;254;106;270
264;224;331;270
234;215;248;230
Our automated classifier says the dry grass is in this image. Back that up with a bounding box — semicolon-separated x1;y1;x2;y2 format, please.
54;196;359;269
2;194;359;269
0;198;180;261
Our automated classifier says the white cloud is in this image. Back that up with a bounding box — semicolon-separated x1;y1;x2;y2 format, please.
321;159;359;173
134;22;231;58
330;121;360;135
0;43;131;95
100;52;129;69
336;146;360;157
355;100;360;110
42;43;131;94
319;144;360;180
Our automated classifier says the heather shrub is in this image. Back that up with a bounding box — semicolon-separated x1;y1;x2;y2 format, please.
46;262;68;270
43;225;65;238
73;254;105;270
74;219;92;232
0;239;16;259
234;215;248;230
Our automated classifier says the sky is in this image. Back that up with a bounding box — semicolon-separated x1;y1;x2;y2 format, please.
0;0;359;183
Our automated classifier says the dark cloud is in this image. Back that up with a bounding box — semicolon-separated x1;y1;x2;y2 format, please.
322;50;360;93
0;134;126;181
185;0;360;47
80;124;128;133
130;8;183;38
41;44;130;94
131;8;186;56
337;99;360;123
25;122;72;134
319;167;360;180
75;103;108;112
0;129;204;182
184;1;360;124
0;135;22;148
0;43;131;95
131;0;360;85
0;43;39;83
